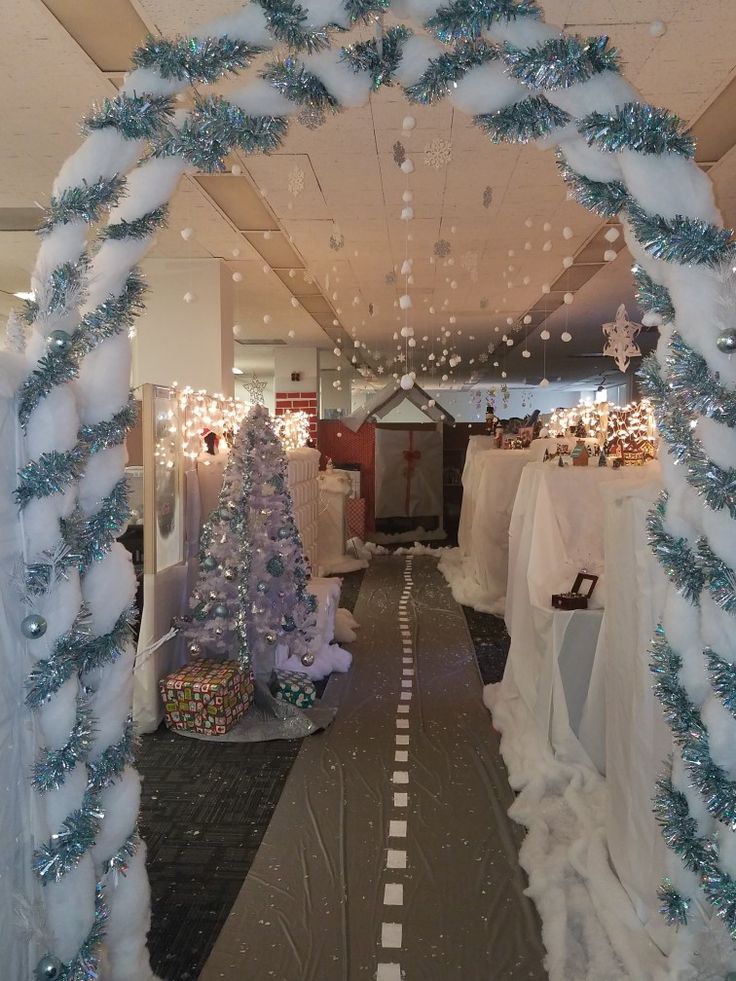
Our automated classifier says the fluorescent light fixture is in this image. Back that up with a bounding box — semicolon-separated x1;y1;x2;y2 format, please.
13;290;35;301
232;367;244;375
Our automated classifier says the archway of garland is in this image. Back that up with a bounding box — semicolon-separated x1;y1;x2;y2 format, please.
8;0;736;977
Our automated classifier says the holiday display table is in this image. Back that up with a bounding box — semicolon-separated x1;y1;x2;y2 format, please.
499;462;661;757
160;660;255;735
441;448;532;614
578;468;671;953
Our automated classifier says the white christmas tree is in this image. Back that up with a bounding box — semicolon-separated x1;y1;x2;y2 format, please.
182;405;317;681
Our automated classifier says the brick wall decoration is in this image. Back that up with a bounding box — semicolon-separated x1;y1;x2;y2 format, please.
275;392;318;445
317;420;376;533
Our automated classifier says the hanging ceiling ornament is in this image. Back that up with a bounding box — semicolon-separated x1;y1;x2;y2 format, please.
602;303;643;372
329;232;345;251
482;186;494;209
287;165;305;197
243;372;268;405
393;141;406;167
424;138;452;169
433;239;451;258
297;105;325;130
385;271;396;285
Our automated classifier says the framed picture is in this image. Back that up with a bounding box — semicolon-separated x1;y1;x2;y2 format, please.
142;384;185;573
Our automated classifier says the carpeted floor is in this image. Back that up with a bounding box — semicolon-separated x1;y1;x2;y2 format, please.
137;562;511;979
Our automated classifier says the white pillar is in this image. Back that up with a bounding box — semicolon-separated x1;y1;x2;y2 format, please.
132;258;234;396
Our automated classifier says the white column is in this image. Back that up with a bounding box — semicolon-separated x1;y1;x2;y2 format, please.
131;258;234;396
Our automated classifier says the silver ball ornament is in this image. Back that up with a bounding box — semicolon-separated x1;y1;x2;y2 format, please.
188;641;202;657
22;613;47;639
34;956;62;980
256;581;268;593
716;329;736;354
301;651;315;667
47;330;71;353
203;556;217;571
265;631;277;645
213;604;228;618
277;527;290;540
223;567;236;581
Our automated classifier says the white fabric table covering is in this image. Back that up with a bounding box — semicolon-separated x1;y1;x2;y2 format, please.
578;466;672;952
450;448;532;614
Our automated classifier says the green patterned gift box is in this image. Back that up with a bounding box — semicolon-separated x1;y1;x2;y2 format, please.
160;660;254;735
272;669;316;709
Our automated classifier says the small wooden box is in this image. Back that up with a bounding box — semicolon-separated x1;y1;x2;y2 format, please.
552;572;599;611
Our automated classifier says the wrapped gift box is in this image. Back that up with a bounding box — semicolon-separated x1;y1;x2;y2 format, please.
272;669;316;709
160;660;254;735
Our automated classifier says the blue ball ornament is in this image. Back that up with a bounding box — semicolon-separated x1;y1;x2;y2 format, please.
213;604;228;618
203;556;217;571
47;330;71;353
34;955;62;980
277;527;290;540
266;556;284;577
22;614;47;639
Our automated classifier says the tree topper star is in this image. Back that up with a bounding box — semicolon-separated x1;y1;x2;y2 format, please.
243;372;267;404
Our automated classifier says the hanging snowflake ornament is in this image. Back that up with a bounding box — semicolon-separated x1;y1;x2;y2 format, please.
434;239;451;258
297;105;325;130
393;141;406;167
243;372;268;405
329;233;345;252
424;137;452;169
482;185;494;208
385;271;396;285
287;165;305;197
602;303;643;372
478;352;488;363
479;297;489;309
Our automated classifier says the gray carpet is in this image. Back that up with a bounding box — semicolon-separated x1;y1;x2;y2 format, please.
200;555;546;980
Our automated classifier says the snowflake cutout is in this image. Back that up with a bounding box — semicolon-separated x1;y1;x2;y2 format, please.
377;365;384;374
243;372;267;405
479;297;489;309
461;250;478;271
424;138;452;169
385;271;396;285
602;303;642;372
393;141;406;167
478;352;488;363
482;185;494;208
287;165;305;197
329;233;345;252
297;105;325;130
434;239;451;258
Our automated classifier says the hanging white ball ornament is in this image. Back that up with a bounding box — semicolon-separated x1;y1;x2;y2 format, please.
400;325;414;337
288;329;296;338
539;377;549;387
501;371;507;378
562;226;574;239
400;159;414;174
523;315;532;325
402;115;416;131
400;373;415;390
563;255;574;269
442;374;449;382
506;338;514;346
649;19;666;37
540;329;551;341
563;292;574;305
408;337;416;347
401;207;414;221
402;190;413;204
604;227;621;243
183;291;196;303
522;349;532;359
399;294;412;310
542;283;551;294
263;314;272;324
180;227;194;241
232;271;243;283
604;250;617;262
561;330;572;342
542;240;552;252
233;323;243;337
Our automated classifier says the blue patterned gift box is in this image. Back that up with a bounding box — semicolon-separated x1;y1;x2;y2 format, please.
272;669;316;708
